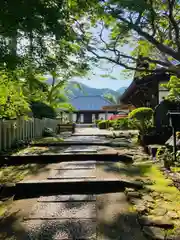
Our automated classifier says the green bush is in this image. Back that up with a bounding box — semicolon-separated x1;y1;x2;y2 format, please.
31;101;56;119
112;118;129;130
128;107;154;134
98;120;109;129
43;127;55;137
156;146;173;170
95;119;101;125
110;117;137;130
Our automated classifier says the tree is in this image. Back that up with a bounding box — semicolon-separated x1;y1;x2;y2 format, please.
162;76;180;101
0;72;30;119
72;0;180;76
0;0;70;69
0;0;92;72
0;0;93;118
103;93;117;104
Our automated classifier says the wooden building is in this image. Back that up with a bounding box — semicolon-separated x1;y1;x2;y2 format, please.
69;96;115;123
119;72;170;109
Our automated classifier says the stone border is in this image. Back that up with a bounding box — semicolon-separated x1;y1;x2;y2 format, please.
0;153;133;167
162;167;180;191
30;141;111;147
124;188;178;240
1;179;143;200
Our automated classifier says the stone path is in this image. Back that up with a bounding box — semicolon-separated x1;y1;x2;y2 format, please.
73;127;111;136
19;129;147;239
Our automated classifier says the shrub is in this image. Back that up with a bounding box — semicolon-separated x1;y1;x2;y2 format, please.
43;127;55;137
156;146;173;170
31;101;56;119
112;118;129;130
128;107;154;134
95;119;101;125
98;120;109;129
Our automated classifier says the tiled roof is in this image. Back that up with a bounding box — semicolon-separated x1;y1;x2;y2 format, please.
70;95;113;111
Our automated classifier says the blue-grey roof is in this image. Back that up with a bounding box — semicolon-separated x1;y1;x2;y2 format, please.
171;60;180;65
70;96;113;111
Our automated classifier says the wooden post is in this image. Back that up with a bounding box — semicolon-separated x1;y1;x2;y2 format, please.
0;121;2;152
173;127;177;162
3;121;7;150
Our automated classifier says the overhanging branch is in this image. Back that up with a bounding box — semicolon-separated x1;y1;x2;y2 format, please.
109;8;180;62
168;0;180;52
87;45;167;74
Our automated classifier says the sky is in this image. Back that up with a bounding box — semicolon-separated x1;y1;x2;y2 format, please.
72;63;133;90
71;25;134;91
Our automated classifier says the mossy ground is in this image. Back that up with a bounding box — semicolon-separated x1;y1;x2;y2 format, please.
113;158;180;237
31;136;64;144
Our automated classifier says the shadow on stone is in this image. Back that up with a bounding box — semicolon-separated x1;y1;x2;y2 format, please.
102;162;152;178
0;212;28;239
97;212;154;240
23;219;96;239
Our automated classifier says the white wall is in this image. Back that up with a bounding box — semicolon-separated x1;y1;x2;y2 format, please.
72;113;77;122
159;90;169;103
80;114;84;123
158;81;169;103
98;113;106;120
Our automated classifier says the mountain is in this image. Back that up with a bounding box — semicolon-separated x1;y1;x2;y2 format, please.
46;77;127;100
65;81;126;99
116;87;127;95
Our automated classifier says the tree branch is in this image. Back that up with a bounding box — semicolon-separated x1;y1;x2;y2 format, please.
96;25;172;68
87;45;167;74
109;8;180;61
167;0;180;52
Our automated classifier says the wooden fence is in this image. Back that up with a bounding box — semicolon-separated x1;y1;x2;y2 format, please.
0;117;60;152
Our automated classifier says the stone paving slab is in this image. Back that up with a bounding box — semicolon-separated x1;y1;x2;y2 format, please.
38;194;96;202
65;136;106;142
48;169;96;179
23;219;96;239
54;161;96;170
25;202;96;219
64;146;98;153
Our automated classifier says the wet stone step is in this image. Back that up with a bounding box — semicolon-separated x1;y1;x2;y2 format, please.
23;219;96;240
64;146;98;153
25;202;96;219
47;169;96;179
54;161;96;170
65;136;105;142
38;194;96;202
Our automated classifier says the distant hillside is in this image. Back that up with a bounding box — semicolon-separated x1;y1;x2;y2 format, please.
116;87;127;95
46;77;127;100
65;81;126;99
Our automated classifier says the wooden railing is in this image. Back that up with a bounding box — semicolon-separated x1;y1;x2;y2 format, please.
0;117;60;152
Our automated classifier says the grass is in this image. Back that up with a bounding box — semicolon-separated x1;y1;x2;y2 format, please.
0;163;48;219
0;164;47;184
13;146;49;156
0;198;14;219
31;136;64;144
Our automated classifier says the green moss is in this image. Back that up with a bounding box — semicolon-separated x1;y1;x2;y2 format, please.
13;146;49;156
31;137;64;144
133;163;180;202
0;164;46;184
171;166;180;173
0;204;7;217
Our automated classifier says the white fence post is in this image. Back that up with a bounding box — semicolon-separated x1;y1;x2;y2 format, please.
0;117;61;152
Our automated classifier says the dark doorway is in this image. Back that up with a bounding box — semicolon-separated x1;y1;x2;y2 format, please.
84;112;92;123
